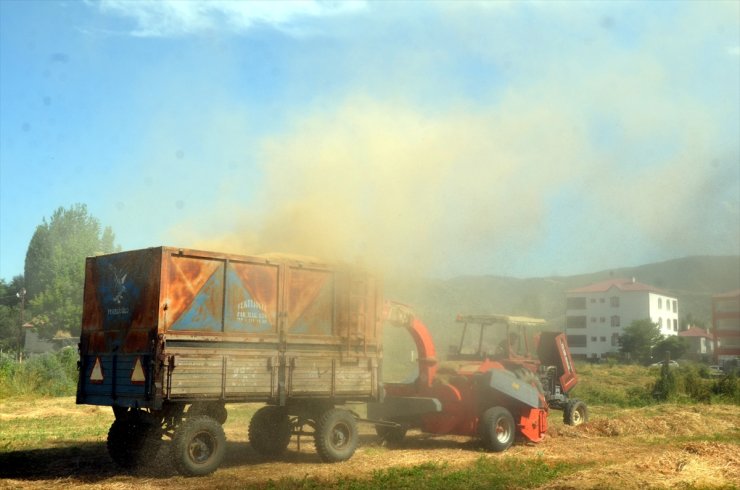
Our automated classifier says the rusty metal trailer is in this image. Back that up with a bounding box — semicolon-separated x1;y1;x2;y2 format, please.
76;247;382;475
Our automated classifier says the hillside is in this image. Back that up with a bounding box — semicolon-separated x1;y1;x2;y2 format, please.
382;255;740;364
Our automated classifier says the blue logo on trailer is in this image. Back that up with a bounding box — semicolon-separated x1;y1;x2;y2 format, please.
97;257;141;329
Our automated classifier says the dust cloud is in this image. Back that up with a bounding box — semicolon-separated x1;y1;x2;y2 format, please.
186;95;592;276
160;2;738;277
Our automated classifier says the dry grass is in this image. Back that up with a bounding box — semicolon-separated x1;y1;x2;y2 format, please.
1;398;739;489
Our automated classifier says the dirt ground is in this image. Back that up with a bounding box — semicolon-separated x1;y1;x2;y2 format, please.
1;399;739;489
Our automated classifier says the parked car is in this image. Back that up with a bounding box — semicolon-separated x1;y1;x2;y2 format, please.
650;360;679;368
707;365;724;377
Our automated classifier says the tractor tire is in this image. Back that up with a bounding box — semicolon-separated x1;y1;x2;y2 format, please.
171;415;226;477
107;417;162;469
314;408;358;463
563;399;589;426
375;423;407;445
249;406;293;458
479;406;516;452
187;402;228;425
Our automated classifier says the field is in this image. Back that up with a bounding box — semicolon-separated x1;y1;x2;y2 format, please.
1;365;739;489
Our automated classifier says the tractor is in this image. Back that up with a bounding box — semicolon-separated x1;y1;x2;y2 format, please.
369;304;588;451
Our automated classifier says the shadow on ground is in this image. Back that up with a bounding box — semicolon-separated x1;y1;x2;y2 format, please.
0;432;484;483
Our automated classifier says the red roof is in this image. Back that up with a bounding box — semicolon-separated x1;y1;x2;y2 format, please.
678;326;712;338
568;278;670;295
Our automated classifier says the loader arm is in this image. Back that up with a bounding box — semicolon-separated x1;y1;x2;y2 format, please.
383;302;437;388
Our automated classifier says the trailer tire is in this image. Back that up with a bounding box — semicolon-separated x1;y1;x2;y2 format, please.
479;406;515;452
314;408;358;462
171;415;226;477
249;406;292;458
112;406;129;421
107;417;162;469
563;399;588;426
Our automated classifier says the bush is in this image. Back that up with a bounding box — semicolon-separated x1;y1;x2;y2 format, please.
712;372;740;404
650;362;733;404
0;347;78;397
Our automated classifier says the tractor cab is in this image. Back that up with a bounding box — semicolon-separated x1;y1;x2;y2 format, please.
449;314;544;372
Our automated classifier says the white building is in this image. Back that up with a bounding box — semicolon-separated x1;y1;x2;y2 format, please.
565;277;679;360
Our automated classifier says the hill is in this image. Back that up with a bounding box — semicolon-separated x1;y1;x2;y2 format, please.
382;255;740;362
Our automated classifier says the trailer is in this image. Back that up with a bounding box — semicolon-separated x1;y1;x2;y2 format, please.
76;247;382;475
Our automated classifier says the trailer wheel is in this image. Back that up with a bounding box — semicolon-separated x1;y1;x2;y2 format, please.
314;408;358;462
112;406;129;421
375;423;407;445
563;399;589;426
171;415;226;477
107;417;162;469
249;406;292;458
479;406;515;452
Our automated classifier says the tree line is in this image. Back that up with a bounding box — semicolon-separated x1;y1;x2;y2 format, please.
0;204;119;356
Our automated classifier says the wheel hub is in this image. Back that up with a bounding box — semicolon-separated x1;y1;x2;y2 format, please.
331;424;350;448
188;432;214;464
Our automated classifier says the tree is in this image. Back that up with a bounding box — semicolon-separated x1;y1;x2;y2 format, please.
619;319;662;364
0;276;25;352
652;335;689;361
680;312;707;331
23;204;119;338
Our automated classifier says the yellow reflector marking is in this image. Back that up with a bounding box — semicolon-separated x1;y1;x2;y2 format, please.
90;357;104;383
131;357;146;384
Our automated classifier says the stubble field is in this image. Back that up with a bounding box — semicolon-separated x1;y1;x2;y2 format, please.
1;396;739;490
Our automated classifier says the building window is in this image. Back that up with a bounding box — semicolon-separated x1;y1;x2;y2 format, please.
611;315;621;327
591;317;597;323
591;336;597;342
672;300;677;313
600;317;605;323
658;318;663;328
658;298;663;309
567;335;587;347
590;298;596;303
611;333;620;346
600;336;606;342
673;319;678;331
600;298;605;303
610;296;620;307
566;316;587;329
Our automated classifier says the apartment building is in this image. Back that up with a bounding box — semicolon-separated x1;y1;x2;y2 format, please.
565;277;678;360
712;289;740;367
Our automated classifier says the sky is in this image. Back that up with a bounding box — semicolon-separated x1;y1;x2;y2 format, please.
0;0;739;281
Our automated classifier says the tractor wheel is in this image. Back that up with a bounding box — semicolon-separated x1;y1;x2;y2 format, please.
314;408;358;462
248;406;293;458
563;399;589;426
171;415;226;477
375;423;407;445
479;406;516;452
187;402;228;425
107;416;162;469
